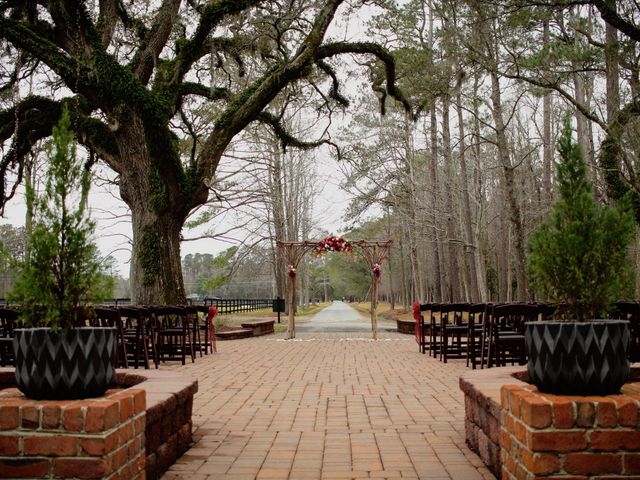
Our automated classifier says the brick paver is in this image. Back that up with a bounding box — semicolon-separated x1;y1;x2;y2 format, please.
161;332;494;479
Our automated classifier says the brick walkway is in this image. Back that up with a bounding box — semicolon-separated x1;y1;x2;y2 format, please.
160;332;494;480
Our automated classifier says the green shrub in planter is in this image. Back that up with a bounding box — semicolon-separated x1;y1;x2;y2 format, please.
526;118;636;395
6;108;116;399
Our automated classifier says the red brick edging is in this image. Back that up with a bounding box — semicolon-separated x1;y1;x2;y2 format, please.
461;366;640;479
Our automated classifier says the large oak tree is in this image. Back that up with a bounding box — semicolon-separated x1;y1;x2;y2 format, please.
0;0;410;303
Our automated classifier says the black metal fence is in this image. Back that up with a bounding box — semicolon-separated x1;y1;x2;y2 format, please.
1;297;275;314
101;298;133;306
189;298;273;314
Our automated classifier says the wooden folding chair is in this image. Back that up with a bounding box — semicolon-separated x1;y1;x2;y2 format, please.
614;301;640;363
119;306;157;369
0;308;19;367
485;303;539;368
153;306;194;365
93;307;129;368
429;304;444;358
186;305;205;358
416;304;432;354
440;303;470;363
466;303;487;369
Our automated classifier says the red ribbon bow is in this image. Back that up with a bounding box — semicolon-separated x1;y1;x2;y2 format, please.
413;303;422;345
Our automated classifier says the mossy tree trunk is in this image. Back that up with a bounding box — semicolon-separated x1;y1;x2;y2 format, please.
129;209;185;304
115;115;191;304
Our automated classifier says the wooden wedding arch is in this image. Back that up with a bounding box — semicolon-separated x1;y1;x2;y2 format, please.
277;238;393;340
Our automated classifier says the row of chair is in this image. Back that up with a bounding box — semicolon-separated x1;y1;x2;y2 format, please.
0;305;216;368
415;302;640;369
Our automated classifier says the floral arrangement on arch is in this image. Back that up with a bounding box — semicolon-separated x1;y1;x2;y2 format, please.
313;234;352;256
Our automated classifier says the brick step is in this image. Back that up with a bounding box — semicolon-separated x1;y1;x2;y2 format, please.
241;320;275;336
215;329;253;340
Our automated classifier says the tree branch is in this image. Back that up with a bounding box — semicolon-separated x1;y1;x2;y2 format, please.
316;60;349;108
592;0;640;43
177;82;232;101
316;42;414;118
0;16;83;89
193;0;346;202
166;0;264;87
255;111;341;156
131;0;182;84
97;0;119;48
501;70;606;128
0;95;120;214
600;96;640;220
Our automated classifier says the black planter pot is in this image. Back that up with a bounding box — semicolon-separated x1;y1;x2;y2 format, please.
525;320;630;395
13;327;117;400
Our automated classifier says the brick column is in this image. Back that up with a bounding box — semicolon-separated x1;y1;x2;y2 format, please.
0;388;146;479
501;383;640;479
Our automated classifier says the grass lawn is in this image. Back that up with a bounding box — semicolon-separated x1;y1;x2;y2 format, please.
213;302;331;333
351;302;412;322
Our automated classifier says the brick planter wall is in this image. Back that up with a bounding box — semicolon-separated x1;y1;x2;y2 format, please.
461;366;640;480
129;371;196;480
501;382;640;479
0;368;198;480
0;387;146;479
460;367;514;478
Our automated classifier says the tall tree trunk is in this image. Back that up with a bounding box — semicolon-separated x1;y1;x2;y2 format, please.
543;19;553;205
489;71;528;300
386;210;396;308
269;140;287;301
404;115;424;302
128;209;185;304
428;107;444;302
472;74;489;302
497;224;509;301
442;93;461;301
398;234;409;309
472;3;527;300
427;9;444;303
573;73;592;169
323;267;329;302
605;0;620;124
456;89;480;302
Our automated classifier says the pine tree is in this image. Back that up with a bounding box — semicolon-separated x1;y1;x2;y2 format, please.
527;118;636;321
9;108;110;331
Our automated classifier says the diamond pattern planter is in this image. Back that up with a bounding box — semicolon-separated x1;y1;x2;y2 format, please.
13;327;117;400
525;320;630;395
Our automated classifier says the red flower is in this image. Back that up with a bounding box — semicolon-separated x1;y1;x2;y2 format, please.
314;234;352;256
373;263;381;278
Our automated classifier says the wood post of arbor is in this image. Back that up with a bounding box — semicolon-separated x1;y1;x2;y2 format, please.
277;241;316;340
355;240;393;340
287;272;296;339
371;274;379;340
